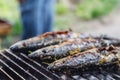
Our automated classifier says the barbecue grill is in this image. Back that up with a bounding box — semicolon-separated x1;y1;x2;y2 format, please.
0;49;120;80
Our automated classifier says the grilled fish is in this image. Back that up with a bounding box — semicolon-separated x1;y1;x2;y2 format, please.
10;30;120;52
10;31;95;52
47;46;120;70
28;39;102;59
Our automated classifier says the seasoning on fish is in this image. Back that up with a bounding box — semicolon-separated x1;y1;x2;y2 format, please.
28;39;102;59
47;46;120;70
9;31;93;52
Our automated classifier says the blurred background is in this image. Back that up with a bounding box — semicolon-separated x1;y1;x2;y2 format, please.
0;0;120;48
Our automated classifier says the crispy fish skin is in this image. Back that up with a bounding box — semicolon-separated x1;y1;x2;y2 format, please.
10;30;120;52
10;31;94;51
28;39;101;59
47;46;120;70
94;35;120;46
10;38;63;51
9;31;74;51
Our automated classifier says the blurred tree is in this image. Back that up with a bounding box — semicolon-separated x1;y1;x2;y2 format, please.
0;0;22;36
0;0;19;21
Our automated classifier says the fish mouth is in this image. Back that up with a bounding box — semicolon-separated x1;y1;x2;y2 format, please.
10;45;19;51
28;52;38;58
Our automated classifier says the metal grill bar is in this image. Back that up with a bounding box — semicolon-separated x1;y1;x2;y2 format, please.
82;73;91;80
19;52;61;79
5;49;53;80
102;71;115;80
0;49;120;80
0;59;25;80
106;75;115;80
72;75;87;80
0;67;14;80
92;72;104;80
0;52;38;80
87;75;99;80
112;73;120;79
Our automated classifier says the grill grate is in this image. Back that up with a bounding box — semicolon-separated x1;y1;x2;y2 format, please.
0;49;120;80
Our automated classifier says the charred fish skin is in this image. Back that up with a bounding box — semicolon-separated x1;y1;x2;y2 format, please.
10;29;120;52
9;31;72;51
10;31;94;52
47;48;99;70
10;37;41;51
47;46;120;70
100;39;120;47
28;39;101;59
10;38;63;52
94;34;120;46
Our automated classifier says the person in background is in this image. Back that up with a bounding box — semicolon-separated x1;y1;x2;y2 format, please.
19;0;56;40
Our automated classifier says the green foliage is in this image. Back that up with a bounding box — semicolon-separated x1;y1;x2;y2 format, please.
76;0;118;19
56;3;68;15
0;0;19;21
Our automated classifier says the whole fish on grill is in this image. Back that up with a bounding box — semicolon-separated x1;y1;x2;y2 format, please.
10;30;120;52
10;31;87;52
47;46;120;70
28;39;102;59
